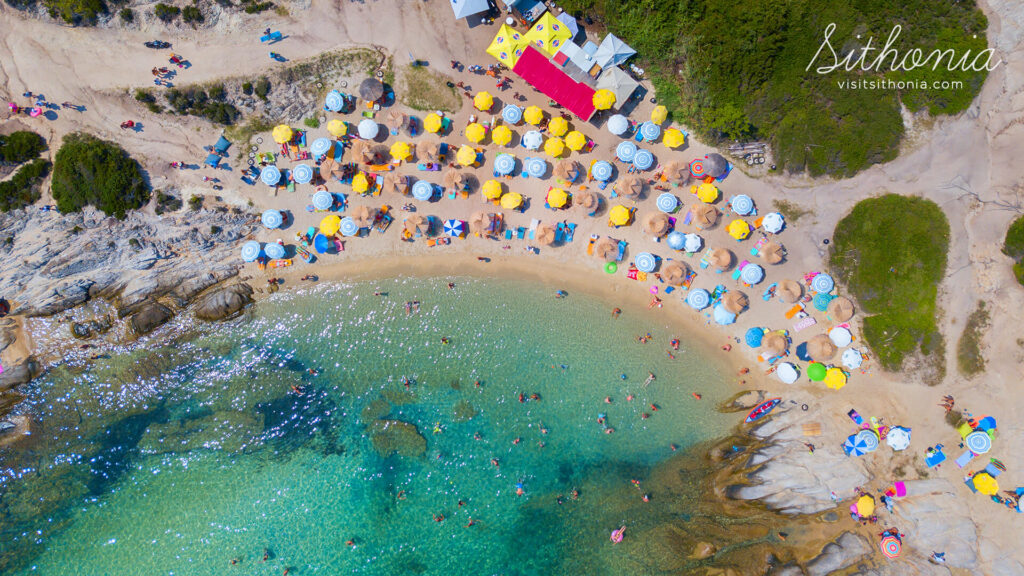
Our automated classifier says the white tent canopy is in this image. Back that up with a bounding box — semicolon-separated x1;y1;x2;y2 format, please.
593;34;636;69
450;0;490;19
595;67;640;108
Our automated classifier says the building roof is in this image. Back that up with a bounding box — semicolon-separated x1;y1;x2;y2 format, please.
593;34;636;69
450;0;490;19
555;41;600;79
512;45;597;120
595;66;640;107
555;11;580;39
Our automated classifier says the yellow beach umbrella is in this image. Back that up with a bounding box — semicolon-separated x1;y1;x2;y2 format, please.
651;105;668;125
663;128;686;149
728;219;752;240
482;179;503;200
272;124;293;144
973;472;999;495
564;131;586;151
466;122;487;144
486;24;527;67
327;119;347;137
320;214;341;236
695;182;719;203
544;137;565;158
547;188;568;208
824;368;847;390
492;125;513;146
424;113;443;134
390;141;412;161
456;145;478;167
524;11;572;56
501;192;523;210
548;116;569;137
524;106;544;125
609;205;632;227
352;172;370;194
593;89;615;111
474;91;494;112
856;495;875;516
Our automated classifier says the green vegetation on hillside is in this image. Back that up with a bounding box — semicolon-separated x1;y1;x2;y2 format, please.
42;0;106;25
830;195;949;375
0;159;52;212
1002;215;1024;285
561;0;989;176
956;300;989;377
0;131;47;164
52;133;150;219
164;85;241;125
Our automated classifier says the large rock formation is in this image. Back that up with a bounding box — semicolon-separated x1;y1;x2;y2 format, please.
129;300;174;335
194;283;254;321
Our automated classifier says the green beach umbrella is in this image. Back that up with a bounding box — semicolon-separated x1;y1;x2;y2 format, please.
807;362;827;382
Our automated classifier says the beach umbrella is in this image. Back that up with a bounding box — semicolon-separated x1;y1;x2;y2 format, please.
762;333;788;357
829;327;853;347
555;159;581;182
593;89;615;110
811;273;835;294
320;214;341;236
762;212;785;234
260;165;282;187
776;362;798;384
828;297;855;321
609;205;632;227
689;158;708;178
824;367;847;390
486;24;527;67
761;242;785;265
240;241;262;262
311;137;333;157
522;130;544;150
843;433;870;457
657;193;679;213
313;234;330;254
324;90;344;112
548;116;569;137
327;119;347;136
812;292;834;312
842;348;864;369
575;190;598;213
661;261;686;285
966;431;992;454
412;181;434;201
639;121;661;142
312;190;334;211
695;183;719;203
456;145;478;167
535;224;556;245
492;125;513;146
856;429;880;452
264;242;286;260
642;212;670;236
690;204;720;230
417;139;440;162
856;495;875;517
594;237;617;260
424;113;443;133
634;252;657;272
651;105;668;124
443;169;466;191
524;106;544;125
710;248;733;270
703;153;729;178
616;140;637;162
494;153;516;176
880;536;901;559
713;304;737;325
468;212;492;235
728;219;752;240
272;124;293;144
565;131;586;151
482;179;503;200
351;205;375;228
973;472;998;494
292;164;313;184
808;334;837;361
667;231;686;250
359;78;384;101
615;175;643;199
722;291;748;314
661;161;686;181
502;104;523;124
887;427;911;451
632;149;655;171
975;416;997;432
544;137;565;158
591;160;614;181
525;157;547;178
683;234;703;253
731;195;754;215
358;119;379;139
443;219;465;237
261;208;283;229
745;327;764;348
740;263;765;285
466;122;487;144
500;192;523;210
390;141;412;161
547;188;569;208
403;214;427;236
778;279;803;303
663;128;685;149
474;91;494;112
807;362;827;382
608;114;629;136
524;11;571;55
687;288;711;310
352;172;371;194
387;109;407;130
340;217;359;237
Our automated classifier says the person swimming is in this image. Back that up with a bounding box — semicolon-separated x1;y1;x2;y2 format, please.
644;372;656;387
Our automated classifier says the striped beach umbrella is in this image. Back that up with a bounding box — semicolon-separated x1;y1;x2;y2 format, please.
261;209;283;229
762;212;785;233
339;217;359;237
264;242;285;260
412;181;434;201
639;121;661;142
731;195;754;215
502;104;523;124
811;273;835;294
687;288;711;310
260;165;282;187
325;90;344;112
443;219;465;237
632;149;654;171
966;431;991;454
880;536;901;559
616;141;637;162
741;263;765;285
634;252;656;272
856;429;880;452
525;157;547;178
843;433;870;456
310;137;332;157
657;193;679;213
523;130;544;150
292;164;313;184
240;241;262;262
689;158;707;178
494;154;516;176
591;161;613;181
312;190;333;211
683;234;703;253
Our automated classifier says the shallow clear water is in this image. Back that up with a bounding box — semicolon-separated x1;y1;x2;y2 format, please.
1;277;735;575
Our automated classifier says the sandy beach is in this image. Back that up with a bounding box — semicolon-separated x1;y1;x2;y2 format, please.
4;0;1024;572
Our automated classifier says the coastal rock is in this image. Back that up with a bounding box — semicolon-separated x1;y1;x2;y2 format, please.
692;541;717;559
71;315;113;339
730;390;766;409
129;300;174;335
0;319;15;353
0;358;39;392
194;283;254;321
804;532;870;576
368;419;427;458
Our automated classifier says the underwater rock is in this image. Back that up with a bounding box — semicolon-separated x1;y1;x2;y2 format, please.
369;419;427;458
194;283;253;321
804;532;870;576
130;300;173;335
361;398;391;421
452;400;477;422
138;411;265;455
730;390;766;409
692;541;717;559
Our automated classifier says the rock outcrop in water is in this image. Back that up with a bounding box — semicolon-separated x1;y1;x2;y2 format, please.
368;419;427;458
130;300;174;335
194;283;254;321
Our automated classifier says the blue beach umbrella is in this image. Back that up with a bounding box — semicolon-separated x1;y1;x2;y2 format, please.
339;216;359;236
523;130;544;150
844;433;870;457
856;429;879;453
608;114;629;136
313;234;330;254
966;431;992;454
325;90;344;112
813;292;835;311
811;273;835;294
412;181;434;201
443;219;465;237
261;209;283;229
525;157;547;178
591;160;613;181
292;164;314;184
616;141;637;162
260;165;282;187
240;241;262;262
634;252;657;272
312;190;334;211
502;104;523;124
264;242;286;260
311;137;333;157
745;327;764;348
657;192;679;213
666;231;686;250
741;264;765;285
731;194;754;216
713;303;736;325
494;154;516;176
632;149;654;171
687;288;711;310
639;121;661;142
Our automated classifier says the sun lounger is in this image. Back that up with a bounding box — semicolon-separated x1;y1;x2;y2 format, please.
554;223;566;244
417;163;441;171
792;316;817;333
528;219;539;240
956;450;975;468
505;229;513;240
784;304;804;319
984;461;1004;478
516;227;525;240
587;234;597;255
334;143;345;162
682;269;696;289
260;31;283;43
565;223;576;242
616;240;627;261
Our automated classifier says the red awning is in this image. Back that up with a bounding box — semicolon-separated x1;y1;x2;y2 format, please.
512;46;596;121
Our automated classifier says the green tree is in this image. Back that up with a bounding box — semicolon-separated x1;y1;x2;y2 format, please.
51;133;150;219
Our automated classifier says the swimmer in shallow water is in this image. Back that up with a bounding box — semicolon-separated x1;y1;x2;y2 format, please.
644;372;656;387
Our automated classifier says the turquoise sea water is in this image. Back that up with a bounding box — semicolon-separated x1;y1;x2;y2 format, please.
0;277;739;575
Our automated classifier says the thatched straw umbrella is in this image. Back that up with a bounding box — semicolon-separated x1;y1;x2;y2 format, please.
762;332;788;357
554;159;581;181
709;248;733;271
661;260;688;285
349;139;367;162
722;291;748;314
386;109;406;129
382;173;409;195
404;214;427;235
642;212;670;236
704;153;728;178
761;241;785;264
468;212;491;235
807;334;837;361
575;190;598;213
319;157;338;180
778;279;803;303
443;169;465;190
359;78;384;101
690;204;720;229
535;224;556;245
614;175;643;199
594;237;617;260
828;296;855;322
351;205;376;227
363;144;389;164
417;139;440;163
661;161;686;181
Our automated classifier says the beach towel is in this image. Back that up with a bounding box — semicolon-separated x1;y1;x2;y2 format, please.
955;450;975;469
792;316;817;332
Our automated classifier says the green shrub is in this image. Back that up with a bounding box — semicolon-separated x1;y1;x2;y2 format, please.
242;1;272;13
303;117;320;129
134;89;156;104
254;77;271;100
181;4;202;23
208;84;225;100
188;195;203;210
242;82;254;95
51;132;150;219
154;189;182;215
956;301;989;376
153;2;180;21
128;238;141;249
43;0;106;25
0;159;52;212
1004;216;1024;286
0;131;47;164
164;86;240;125
210;225;222;234
118;6;132;21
